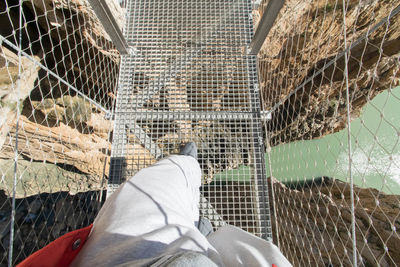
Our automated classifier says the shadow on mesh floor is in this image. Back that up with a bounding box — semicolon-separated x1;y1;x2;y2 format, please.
202;181;260;236
0;189;106;265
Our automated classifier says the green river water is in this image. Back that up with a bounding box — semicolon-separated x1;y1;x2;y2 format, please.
215;86;400;195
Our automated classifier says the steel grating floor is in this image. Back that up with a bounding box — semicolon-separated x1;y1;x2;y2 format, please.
109;0;271;239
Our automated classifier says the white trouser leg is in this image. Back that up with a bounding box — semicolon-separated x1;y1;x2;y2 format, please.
71;155;222;266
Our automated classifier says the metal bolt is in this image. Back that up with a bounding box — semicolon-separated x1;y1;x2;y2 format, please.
246;46;252;54
72;239;81;250
258;136;263;145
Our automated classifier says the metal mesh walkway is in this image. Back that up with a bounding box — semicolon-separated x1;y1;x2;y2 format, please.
2;0;400;265
109;0;271;239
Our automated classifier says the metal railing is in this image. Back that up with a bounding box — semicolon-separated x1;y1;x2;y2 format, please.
259;0;400;265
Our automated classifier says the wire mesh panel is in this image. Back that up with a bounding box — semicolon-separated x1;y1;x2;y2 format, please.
259;0;400;265
0;0;121;265
110;0;272;239
6;0;400;265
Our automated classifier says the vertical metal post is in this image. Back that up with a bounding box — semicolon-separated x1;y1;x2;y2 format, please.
107;52;129;197
250;77;272;240
246;0;272;240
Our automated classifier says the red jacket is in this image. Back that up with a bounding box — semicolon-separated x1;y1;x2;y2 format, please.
17;225;93;267
17;225;280;267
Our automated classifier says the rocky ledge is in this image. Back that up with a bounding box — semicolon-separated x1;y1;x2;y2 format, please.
258;0;400;145
271;177;400;266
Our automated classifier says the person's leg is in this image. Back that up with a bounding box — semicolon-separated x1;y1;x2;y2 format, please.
207;225;292;267
71;155;221;266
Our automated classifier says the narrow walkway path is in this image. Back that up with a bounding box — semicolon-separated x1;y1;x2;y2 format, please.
109;0;271;239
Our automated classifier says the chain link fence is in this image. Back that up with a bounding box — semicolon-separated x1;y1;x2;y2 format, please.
1;0;400;266
259;0;400;266
0;0;122;264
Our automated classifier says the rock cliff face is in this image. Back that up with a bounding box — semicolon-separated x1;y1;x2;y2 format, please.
271;177;400;266
259;0;400;145
0;0;129;197
0;0;121;108
0;47;40;152
0;1;126;263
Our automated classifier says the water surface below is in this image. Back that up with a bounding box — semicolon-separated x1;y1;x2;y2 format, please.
215;86;400;194
266;87;400;194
